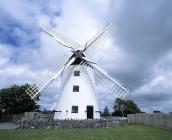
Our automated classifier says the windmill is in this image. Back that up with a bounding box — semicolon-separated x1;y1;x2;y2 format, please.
26;23;129;120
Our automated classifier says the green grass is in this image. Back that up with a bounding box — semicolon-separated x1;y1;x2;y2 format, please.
0;125;172;140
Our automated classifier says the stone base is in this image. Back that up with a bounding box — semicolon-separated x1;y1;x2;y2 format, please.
17;117;127;129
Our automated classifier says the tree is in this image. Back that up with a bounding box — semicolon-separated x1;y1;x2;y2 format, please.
112;98;141;117
153;110;162;113
112;98;125;116
0;84;39;113
123;100;141;115
101;106;110;116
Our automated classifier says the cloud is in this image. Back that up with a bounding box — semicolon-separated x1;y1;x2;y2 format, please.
0;0;172;113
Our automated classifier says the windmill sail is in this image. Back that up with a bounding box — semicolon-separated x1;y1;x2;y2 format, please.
93;64;128;98
26;54;75;99
79;61;129;99
42;26;81;50
83;23;118;58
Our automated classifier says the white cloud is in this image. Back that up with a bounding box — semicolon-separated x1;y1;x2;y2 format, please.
1;0;172;113
0;44;12;65
131;51;172;112
0;0;40;26
0;0;147;112
138;51;172;95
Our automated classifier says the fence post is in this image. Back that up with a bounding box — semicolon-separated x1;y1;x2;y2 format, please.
127;113;172;129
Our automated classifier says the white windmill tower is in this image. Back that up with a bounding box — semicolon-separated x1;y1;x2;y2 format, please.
26;23;129;120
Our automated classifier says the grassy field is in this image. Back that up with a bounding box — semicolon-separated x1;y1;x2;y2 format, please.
0;125;172;140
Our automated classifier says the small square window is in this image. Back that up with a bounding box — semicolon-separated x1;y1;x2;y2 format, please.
74;71;80;76
71;106;78;113
73;85;79;92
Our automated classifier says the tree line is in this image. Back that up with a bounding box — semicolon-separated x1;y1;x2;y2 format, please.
0;84;39;114
0;84;142;117
101;98;142;117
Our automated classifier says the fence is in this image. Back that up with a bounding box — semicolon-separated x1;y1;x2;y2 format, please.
128;113;172;129
0;113;24;122
0;112;54;122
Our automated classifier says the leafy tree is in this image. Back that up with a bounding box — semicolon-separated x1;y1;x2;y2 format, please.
123;100;141;115
0;84;39;113
153;110;162;113
101;106;110;116
112;98;141;117
112;98;125;116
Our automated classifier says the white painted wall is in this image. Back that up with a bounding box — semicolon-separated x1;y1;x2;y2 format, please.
54;65;100;120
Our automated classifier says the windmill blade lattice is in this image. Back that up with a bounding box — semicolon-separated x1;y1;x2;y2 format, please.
42;26;81;50
84;24;118;58
93;65;129;99
79;60;129;99
26;54;72;99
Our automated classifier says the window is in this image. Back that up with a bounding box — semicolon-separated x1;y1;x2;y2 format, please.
73;85;79;92
74;70;80;76
71;106;78;113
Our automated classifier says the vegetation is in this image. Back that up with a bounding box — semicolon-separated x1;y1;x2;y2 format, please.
112;98;141;117
101;106;110;116
153;110;162;113
0;125;172;140
0;84;39;113
101;98;141;117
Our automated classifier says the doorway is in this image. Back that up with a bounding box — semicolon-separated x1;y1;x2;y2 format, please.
87;106;94;119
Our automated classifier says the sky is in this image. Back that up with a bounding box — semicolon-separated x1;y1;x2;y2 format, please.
0;0;172;113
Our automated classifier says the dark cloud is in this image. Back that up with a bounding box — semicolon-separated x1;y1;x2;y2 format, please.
105;0;172;112
0;0;172;113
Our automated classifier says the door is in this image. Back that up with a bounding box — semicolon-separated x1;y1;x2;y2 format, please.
87;106;94;119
